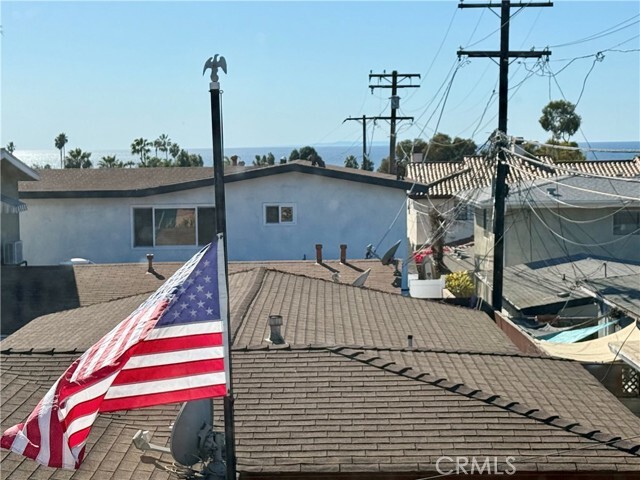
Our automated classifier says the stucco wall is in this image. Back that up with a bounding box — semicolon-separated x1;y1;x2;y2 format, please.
20;172;408;265
475;206;640;270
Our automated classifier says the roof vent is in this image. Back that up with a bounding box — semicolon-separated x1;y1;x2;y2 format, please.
267;315;285;345
546;187;558;196
146;253;154;273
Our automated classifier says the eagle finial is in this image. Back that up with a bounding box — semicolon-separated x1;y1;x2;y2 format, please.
203;54;228;83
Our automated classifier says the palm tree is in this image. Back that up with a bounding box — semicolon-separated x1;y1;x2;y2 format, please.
54;133;68;169
98;155;123;168
131;138;151;166
157;134;171;161
169;142;180;161
65;148;92;168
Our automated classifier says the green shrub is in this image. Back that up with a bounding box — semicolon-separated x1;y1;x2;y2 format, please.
445;271;475;298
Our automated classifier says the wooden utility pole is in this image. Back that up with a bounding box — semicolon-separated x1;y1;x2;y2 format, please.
458;1;552;312
369;71;420;178
343;114;414;170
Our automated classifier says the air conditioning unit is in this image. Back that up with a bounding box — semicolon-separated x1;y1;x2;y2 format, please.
3;241;24;265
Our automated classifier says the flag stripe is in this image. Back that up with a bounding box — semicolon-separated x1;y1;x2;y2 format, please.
114;358;224;384
131;333;223;356
124;346;224;369
100;384;227;412
105;371;226;399
146;320;224;340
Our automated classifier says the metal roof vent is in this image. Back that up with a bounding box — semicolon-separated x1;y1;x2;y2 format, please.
267;315;285;345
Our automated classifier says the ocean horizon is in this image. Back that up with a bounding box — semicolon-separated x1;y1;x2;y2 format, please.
11;141;640;169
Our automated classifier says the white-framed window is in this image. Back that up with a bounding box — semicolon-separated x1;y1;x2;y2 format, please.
613;210;640;236
132;206;216;247
264;203;296;225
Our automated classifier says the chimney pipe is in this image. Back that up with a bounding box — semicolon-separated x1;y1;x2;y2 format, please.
268;315;285;345
146;254;154;272
407;335;413;348
315;244;323;264
340;244;347;263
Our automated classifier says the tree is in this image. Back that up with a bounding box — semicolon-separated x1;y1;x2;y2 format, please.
377;156;391;174
298;146;321;162
65;148;92;168
361;155;374;171
98;155;122;168
266;152;275;166
424;133;476;162
157;134;171;161
539;100;581;142
131;138;152;166
396;138;428;163
169;143;180;160
289;149;300;161
524;140;586;162
6;142;15;153
175;149;204;167
54;133;68;169
344;155;359;169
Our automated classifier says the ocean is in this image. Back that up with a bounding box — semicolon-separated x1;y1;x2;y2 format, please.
12;141;640;169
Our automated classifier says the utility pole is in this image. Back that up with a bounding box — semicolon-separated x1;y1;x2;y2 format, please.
343;114;414;171
369;71;420;178
458;1;552;312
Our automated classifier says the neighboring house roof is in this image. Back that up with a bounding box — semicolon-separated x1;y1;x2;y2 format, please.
479;255;640;316
1;258;401;335
18;161;428;199
580;273;640;320
2;268;640;477
0;148;40;182
406;155;640;198
471;174;640;208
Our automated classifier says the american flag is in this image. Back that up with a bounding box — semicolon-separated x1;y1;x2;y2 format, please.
1;238;228;469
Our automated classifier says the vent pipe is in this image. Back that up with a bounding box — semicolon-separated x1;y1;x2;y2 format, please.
340;244;347;264
146;254;154;272
315;244;323;264
268;315;285;345
407;335;414;348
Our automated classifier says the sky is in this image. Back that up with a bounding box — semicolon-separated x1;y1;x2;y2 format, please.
1;1;639;153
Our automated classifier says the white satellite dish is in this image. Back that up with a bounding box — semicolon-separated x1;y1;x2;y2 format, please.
380;240;401;266
170;399;213;466
352;269;371;287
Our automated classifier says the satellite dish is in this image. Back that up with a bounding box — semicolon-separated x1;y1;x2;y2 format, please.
380;240;401;266
352;268;371;287
170;399;213;466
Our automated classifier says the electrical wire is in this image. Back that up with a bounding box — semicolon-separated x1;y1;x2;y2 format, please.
548;15;640;48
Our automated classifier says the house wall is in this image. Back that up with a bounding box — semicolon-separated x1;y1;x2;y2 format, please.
1;168;21;258
407;197;473;251
474;206;640;271
20;172;408;265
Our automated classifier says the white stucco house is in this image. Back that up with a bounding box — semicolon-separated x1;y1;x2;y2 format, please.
18;161;427;265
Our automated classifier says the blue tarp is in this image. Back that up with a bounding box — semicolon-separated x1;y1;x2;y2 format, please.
538;320;619;343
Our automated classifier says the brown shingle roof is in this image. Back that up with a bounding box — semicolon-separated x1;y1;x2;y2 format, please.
406;155;640;198
2;349;640;478
18;161;428;197
3;267;640;477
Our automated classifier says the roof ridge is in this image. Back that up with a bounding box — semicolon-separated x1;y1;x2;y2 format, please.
230;268;269;345
325;346;640;457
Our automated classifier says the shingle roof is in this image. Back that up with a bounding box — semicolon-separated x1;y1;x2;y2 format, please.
1;258;401;336
18;161;428;198
406;155;640;198
3;267;640;477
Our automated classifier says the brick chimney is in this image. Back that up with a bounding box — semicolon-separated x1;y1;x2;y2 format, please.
340;244;347;264
315;244;323;264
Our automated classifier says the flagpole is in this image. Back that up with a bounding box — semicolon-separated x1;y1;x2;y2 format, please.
206;56;236;480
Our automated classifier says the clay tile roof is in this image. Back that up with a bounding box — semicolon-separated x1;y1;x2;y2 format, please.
406;155;640;198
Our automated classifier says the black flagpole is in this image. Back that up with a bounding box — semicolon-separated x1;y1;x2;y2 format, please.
206;55;236;480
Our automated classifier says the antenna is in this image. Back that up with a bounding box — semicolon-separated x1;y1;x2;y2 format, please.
170;399;214;466
352;268;371;287
380;240;401;266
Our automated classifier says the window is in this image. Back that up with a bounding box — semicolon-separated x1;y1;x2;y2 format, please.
133;207;216;247
264;204;295;225
613;210;640;236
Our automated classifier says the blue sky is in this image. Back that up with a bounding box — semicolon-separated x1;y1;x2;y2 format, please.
2;1;639;152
